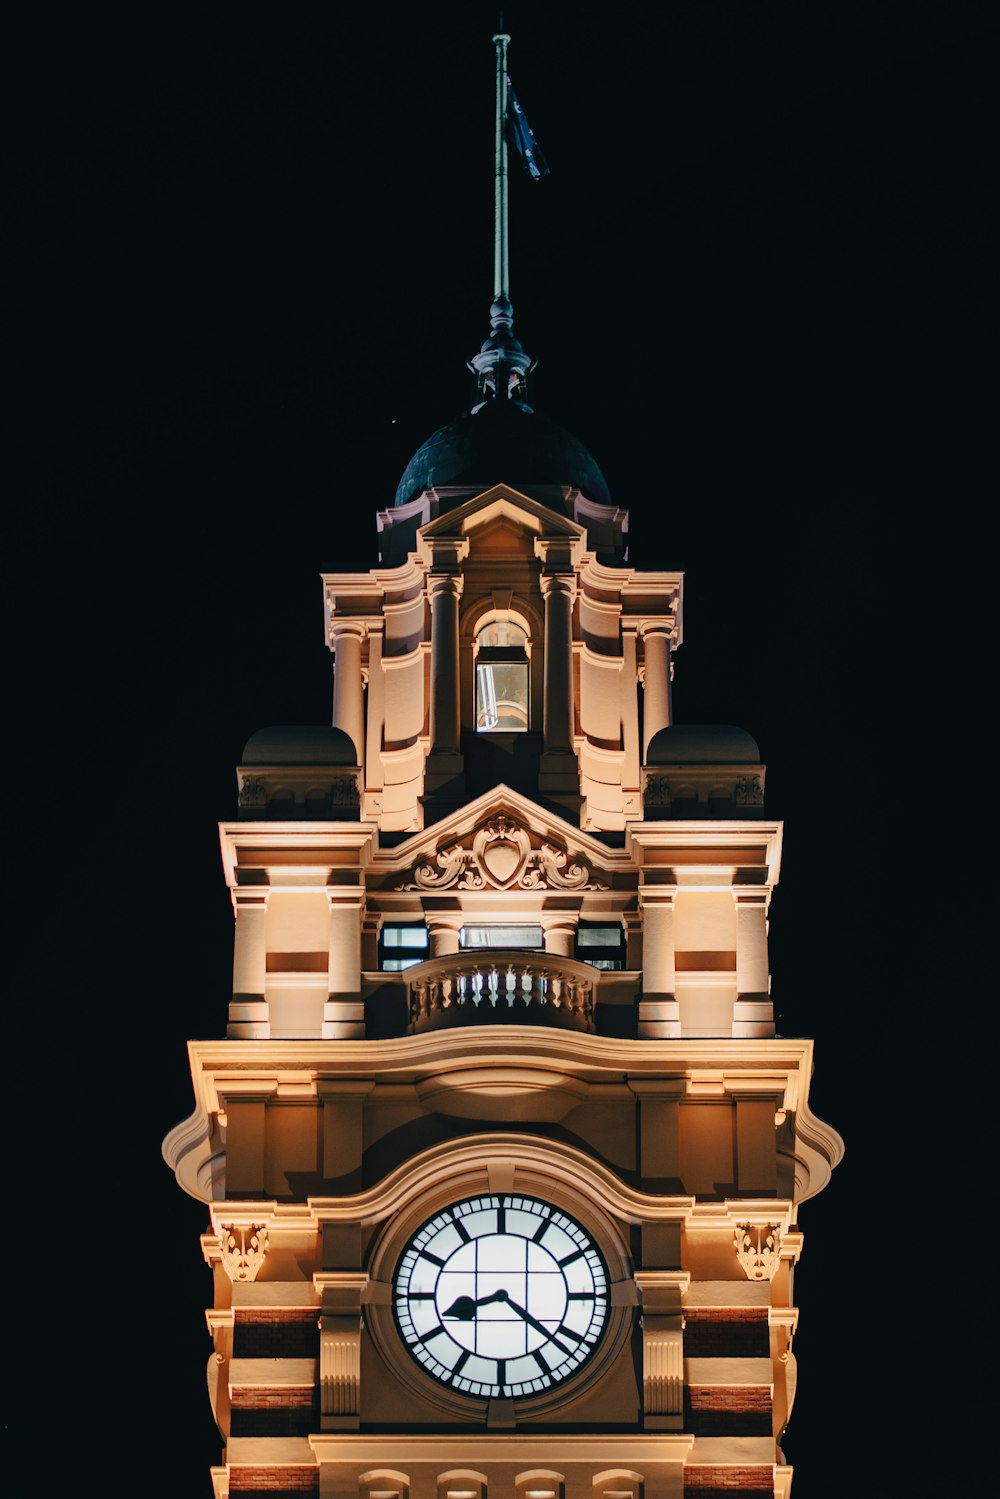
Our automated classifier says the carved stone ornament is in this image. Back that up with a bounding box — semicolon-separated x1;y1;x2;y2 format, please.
734;775;765;807
219;1223;269;1283
398;814;608;891
643;776;672;808
238;775;267;809
734;1223;781;1282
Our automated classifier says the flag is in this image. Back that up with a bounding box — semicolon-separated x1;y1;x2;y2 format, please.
505;76;549;180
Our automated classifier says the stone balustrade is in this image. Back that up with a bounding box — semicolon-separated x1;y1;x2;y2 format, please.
406;951;596;1034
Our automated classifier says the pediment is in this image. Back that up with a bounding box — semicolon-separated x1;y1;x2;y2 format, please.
418;484;586;545
370;784;628;892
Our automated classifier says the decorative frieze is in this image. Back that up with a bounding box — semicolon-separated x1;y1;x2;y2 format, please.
398;813;608;891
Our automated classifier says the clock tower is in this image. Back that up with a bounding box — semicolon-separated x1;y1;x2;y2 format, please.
163;33;842;1499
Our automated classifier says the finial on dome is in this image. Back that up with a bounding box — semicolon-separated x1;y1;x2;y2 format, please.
467;32;535;409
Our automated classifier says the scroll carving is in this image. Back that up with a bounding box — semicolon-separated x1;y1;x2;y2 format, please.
398;814;607;891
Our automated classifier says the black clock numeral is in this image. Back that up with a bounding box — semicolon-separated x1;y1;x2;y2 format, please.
568;1291;595;1300
408;1291;435;1300
496;1358;506;1386
453;1218;472;1243
422;1324;448;1344
496;1202;506;1233
420;1250;445;1267
559;1248;584;1267
531;1219;549;1242
452;1350;470;1375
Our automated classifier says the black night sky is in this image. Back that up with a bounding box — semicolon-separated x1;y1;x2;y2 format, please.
11;4;994;1494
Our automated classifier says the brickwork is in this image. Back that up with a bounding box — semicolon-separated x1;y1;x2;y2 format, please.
234;1308;320;1358
683;1465;773;1494
229;1384;318;1438
683;1309;769;1358
228;1466;319;1496
685;1383;772;1437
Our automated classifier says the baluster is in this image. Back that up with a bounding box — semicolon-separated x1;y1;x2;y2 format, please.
550;973;564;1009
472;969;484;1007
505;964;517;1008
488;965;499;1007
441;974;454;1011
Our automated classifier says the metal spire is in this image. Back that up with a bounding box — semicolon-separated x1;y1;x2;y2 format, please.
494;30;510;302
468;30;533;407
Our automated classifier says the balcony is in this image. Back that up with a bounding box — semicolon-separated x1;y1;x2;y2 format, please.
403;951;602;1034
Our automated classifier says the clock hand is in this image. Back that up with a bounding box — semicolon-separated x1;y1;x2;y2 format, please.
497;1293;576;1352
442;1290;508;1321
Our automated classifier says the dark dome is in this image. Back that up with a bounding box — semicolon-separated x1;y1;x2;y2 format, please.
646;725;761;764
242;726;357;765
394;398;612;509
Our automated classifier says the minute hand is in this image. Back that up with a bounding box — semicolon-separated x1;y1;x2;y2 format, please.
501;1294;577;1354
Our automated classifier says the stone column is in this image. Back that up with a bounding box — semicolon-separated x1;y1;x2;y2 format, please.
640;622;673;760
638;892;680;1038
427;917;462;957
428;573;463;756
734;893;774;1038
228;890;270;1038
425;572;465;800
542;917;577;957
323;893;364;1039
540;572;576;755
330;622;366;766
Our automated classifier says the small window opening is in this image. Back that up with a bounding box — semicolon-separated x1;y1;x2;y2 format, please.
575;923;625;970
476;619;529;732
379;924;429;970
459;925;544;951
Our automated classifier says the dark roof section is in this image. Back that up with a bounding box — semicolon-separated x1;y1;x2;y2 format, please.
646;724;761;764
393;397;612;510
242;726;358;765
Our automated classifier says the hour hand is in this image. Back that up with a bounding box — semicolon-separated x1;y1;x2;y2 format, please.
443;1290;507;1321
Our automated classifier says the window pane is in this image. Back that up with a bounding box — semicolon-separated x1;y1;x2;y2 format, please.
383;927;429;948
477;620;527;648
476;662;528;731
577;927;621;947
460;926;544;950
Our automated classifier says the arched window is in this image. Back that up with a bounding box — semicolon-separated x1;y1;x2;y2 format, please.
475;618;529;731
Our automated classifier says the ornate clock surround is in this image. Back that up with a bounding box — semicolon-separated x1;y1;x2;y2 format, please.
365;1153;633;1422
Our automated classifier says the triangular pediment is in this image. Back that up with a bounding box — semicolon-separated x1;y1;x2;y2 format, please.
369;784;630;891
418;484;586;544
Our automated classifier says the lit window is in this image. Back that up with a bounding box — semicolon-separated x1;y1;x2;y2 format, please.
460;925;544;951
475;619;529;732
575;923;625;970
379;924;429;970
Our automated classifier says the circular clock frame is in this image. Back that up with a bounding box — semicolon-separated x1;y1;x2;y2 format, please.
393;1193;610;1401
366;1171;632;1420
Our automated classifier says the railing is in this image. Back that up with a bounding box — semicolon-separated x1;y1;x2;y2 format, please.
405;951;596;1033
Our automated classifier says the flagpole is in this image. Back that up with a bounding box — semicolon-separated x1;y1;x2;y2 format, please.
493;30;510;301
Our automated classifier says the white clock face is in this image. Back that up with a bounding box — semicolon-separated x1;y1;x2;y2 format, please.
393;1194;609;1399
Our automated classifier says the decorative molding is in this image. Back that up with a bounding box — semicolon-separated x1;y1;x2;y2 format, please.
218;1223;268;1283
320;1326;361;1418
734;1224;781;1281
643;776;672;809
398;814;608;891
642;1325;683;1415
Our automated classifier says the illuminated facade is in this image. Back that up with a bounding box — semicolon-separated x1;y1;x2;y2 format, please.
163;34;842;1499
